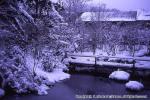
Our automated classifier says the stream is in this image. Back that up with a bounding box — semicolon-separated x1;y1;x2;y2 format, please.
2;73;150;100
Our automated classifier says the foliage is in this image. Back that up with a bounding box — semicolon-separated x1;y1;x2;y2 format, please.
0;0;76;94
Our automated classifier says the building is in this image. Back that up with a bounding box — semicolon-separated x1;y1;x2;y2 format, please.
78;10;150;22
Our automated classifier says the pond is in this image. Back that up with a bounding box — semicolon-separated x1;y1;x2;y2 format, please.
2;73;150;100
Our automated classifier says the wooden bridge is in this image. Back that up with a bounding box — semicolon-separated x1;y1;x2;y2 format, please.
68;54;150;73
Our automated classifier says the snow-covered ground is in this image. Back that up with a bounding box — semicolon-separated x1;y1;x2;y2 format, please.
68;48;150;70
69;56;95;65
26;55;70;83
109;70;130;81
125;81;144;91
37;84;50;95
35;68;70;95
35;68;70;84
26;55;70;95
68;56;133;69
69;55;150;69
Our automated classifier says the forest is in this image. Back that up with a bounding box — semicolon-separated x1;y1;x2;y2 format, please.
0;0;150;99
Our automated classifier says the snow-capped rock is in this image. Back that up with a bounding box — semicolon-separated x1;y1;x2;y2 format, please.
125;81;144;91
0;88;5;97
109;70;130;81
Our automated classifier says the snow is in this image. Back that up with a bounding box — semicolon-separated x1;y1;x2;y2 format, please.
25;55;70;95
69;54;150;69
18;3;34;23
97;62;133;68
58;40;70;45
25;55;70;83
69;56;95;65
125;81;144;91
109;70;130;81
68;47;150;70
35;68;70;95
108;58;121;62
51;0;60;3
80;12;136;22
72;46;148;58
69;56;133;68
135;47;148;57
73;52;97;56
137;9;150;20
105;18;135;21
35;68;70;83
80;10;150;22
0;88;5;97
37;84;49;95
25;55;42;72
135;61;150;70
50;4;64;22
74;43;79;48
116;51;132;57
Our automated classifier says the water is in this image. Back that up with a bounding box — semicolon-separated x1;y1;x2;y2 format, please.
2;74;150;100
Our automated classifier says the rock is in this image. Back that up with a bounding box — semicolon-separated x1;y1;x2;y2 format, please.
125;81;144;91
0;88;5;97
109;70;130;81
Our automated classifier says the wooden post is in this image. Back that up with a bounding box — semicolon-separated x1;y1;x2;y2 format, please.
132;58;136;77
94;56;98;73
95;56;97;66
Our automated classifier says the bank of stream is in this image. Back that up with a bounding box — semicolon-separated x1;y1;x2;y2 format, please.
2;72;150;100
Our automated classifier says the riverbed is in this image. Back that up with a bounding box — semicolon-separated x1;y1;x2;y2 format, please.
2;74;150;100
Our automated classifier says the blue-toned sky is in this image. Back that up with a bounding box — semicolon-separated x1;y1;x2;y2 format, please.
87;0;150;11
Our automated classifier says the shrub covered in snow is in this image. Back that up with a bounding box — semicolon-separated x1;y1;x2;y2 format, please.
0;47;40;94
125;81;144;91
0;88;5;97
109;70;130;81
37;84;49;95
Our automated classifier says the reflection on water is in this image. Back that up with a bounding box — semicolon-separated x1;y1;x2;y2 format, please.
2;74;150;100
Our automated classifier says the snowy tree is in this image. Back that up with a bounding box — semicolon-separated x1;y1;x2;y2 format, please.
0;0;71;94
88;3;108;54
63;0;91;23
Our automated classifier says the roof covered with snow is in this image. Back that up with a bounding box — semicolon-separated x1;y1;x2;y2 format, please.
79;10;150;22
80;11;137;21
137;10;150;20
51;0;59;3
